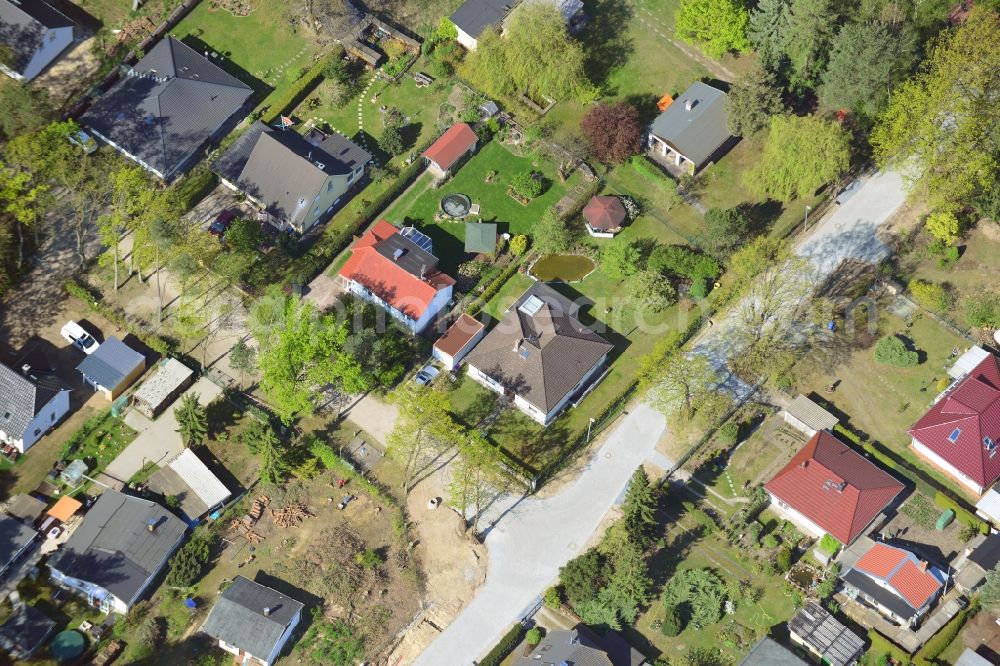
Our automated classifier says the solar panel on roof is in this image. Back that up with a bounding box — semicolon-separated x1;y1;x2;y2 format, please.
399;226;433;252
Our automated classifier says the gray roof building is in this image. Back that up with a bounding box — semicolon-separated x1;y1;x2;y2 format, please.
0;603;56;660
513;626;644;666
149;448;231;522
649;81;730;169
47;490;186;609
201;576;304;664
82;37;252;179
956;648;995;666
739;637;806;666
0;362;67;447
0;514;37;575
0;0;75;78
5;493;47;525
465;283;612;419
76;337;144;394
788;602;865;666
212;121;369;228
450;0;513;41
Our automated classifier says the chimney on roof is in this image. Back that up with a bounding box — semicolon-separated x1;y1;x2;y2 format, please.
836;481;847;492
263;606;272;616
420;264;427;279
147;519;158;533
800;460;808;468
20;364;31;376
685;98;695;111
513;338;523;353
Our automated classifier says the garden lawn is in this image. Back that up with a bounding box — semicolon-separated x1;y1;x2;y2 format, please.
604;163;702;245
792;310;975;497
172;3;317;94
383;141;577;272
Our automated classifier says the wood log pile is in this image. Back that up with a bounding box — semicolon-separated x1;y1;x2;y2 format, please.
270;502;313;528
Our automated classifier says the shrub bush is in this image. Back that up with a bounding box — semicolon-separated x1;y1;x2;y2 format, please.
717;421;740;446
525;627;542;646
649;245;720;281
479;623;525;666
510;171;544;199
818;534;840;555
776;547;793;572
661;604;683;636
689;278;708;300
468;261;523;316
509;234;529;256
762;534;779;549
873;335;919;367
543;586;561;609
908;278;950;312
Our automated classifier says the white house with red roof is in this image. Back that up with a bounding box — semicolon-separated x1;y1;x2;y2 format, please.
765;431;905;545
909;352;1000;495
338;220;455;334
841;543;945;627
422;123;478;178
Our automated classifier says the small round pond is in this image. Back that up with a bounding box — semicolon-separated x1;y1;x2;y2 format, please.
529;253;596;282
440;193;472;218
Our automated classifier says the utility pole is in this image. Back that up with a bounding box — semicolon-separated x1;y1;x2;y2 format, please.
804;205;813;232
586;417;595;442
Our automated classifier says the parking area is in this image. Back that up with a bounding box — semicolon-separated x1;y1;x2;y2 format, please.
182;183;252;231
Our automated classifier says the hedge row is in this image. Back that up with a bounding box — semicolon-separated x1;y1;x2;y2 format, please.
64;279;175;355
867;630;913;665
258;50;338;124
914;600;977;665
630;155;676;188
467;259;525;317
934;492;989;534
478;623;526;666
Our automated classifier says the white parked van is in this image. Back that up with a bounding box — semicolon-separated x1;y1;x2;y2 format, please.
60;321;100;354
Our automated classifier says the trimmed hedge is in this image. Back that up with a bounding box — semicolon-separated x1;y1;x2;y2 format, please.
866;630;913;665
467;260;524;317
934;492;989;535
914;600;976;666
258;50;338;123
63;279;175;355
479;623;525;666
630;155;672;183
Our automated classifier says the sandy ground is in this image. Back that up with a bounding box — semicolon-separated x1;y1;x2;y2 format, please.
386;465;487;665
33;37;101;108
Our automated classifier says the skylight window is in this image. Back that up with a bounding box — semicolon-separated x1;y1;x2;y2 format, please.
519;295;544;316
985;436;996;452
948;428;962;443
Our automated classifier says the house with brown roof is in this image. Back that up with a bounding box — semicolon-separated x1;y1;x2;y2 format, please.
908;352;1000;495
423;123;477;178
338;220;455;334
464;283;612;426
583;195;627;238
841;543;945;627
433;314;486;371
764;431;905;545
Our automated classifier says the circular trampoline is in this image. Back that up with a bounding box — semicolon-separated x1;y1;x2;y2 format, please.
50;630;86;662
440;193;472;218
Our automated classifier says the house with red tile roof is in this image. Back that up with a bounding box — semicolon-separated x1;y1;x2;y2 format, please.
764;431;905;545
338;220;455;333
909;353;1000;495
841;543;945;627
422;123;478;178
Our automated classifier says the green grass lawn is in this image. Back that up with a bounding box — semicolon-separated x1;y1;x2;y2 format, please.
173;3;317;94
384;141;577;272
62;411;137;474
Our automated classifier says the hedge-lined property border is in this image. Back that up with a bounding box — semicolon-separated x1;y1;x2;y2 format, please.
478;623;526;666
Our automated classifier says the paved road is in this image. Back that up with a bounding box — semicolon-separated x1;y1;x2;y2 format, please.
691;169;907;375
413;403;667;666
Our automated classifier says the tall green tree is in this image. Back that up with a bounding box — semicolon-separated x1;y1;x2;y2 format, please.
531;207;573;256
242;420;289;485
652;354;718;420
675;0;751;58
229;338;257;388
0;163;47;269
783;0;840;88
0;80;53;140
602;239;642;280
726;62;784;137
743;115;851;202
98;164;154;291
622;467;657;546
386;384;462;492
981;564;1000;613
465;4;594;101
703;205;752;257
175;393;208;448
871;6;1000;209
748;0;792;69
449;430;516;533
818;21;915;116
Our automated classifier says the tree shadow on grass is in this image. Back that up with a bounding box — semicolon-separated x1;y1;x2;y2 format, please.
580;0;635;94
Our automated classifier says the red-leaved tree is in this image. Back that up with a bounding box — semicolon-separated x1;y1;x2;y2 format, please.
580;102;643;164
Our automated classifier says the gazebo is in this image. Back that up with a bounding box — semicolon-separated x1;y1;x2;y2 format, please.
583;196;627;238
464;222;497;254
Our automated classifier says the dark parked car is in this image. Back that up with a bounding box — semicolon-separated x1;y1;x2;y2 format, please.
209;209;238;237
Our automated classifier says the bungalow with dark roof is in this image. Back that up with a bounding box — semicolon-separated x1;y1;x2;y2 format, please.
200;576;303;666
0;514;38;580
513;625;645;666
841;543;945;627
75;337;145;401
338;220;456;333
0;0;76;81
464;283;613;425
81;37;253;180
213;122;371;234
47;490;186;613
422;123;477;178
764;431;905;545
909;352;1000;495
0;362;71;454
647;81;731;175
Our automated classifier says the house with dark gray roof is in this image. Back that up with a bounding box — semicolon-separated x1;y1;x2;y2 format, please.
200;576;304;666
0;514;38;580
648;81;731;174
465;283;612;426
81;36;252;180
513;626;645;666
0;362;71;454
450;0;584;50
0;603;56;660
212;121;370;234
48;490;186;614
0;0;76;81
75;336;145;401
739;637;806;666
